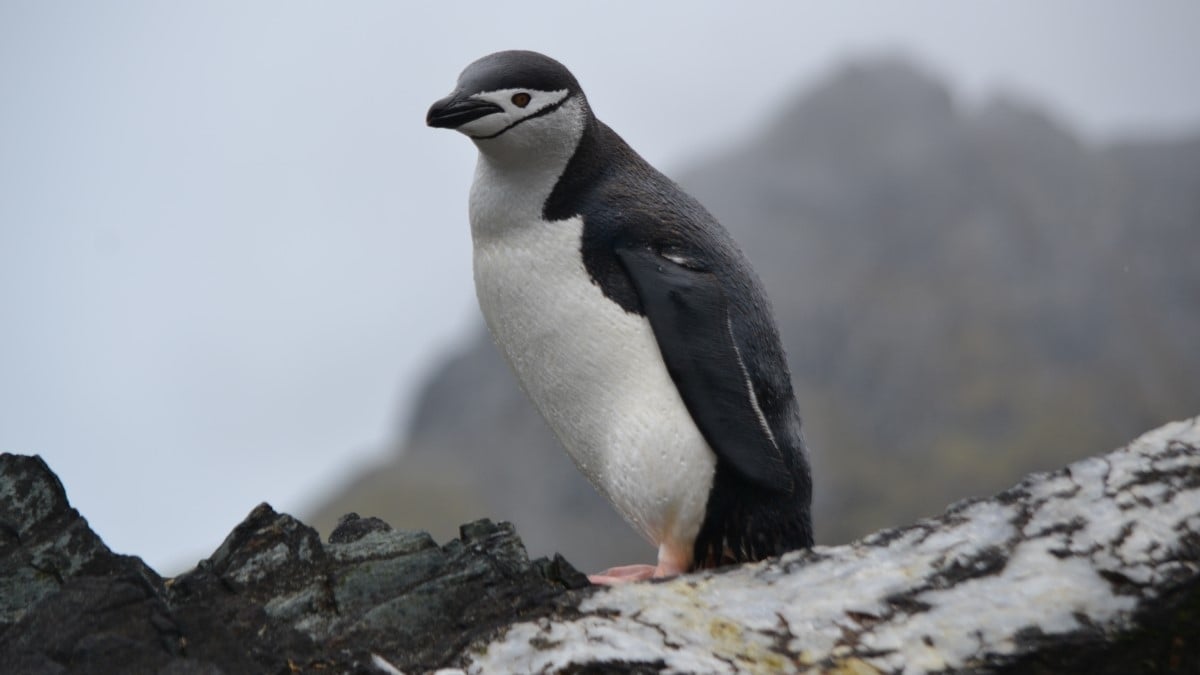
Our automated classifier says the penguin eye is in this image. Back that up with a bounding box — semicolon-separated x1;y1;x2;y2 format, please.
511;92;532;108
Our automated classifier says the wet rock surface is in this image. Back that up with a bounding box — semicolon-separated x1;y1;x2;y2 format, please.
2;416;1199;674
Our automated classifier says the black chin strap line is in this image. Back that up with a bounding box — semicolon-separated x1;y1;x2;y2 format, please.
469;94;573;140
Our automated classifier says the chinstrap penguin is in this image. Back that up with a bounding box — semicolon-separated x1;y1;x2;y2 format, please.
427;50;813;583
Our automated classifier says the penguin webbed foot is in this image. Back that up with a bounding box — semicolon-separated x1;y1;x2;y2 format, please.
587;550;690;585
587;564;656;585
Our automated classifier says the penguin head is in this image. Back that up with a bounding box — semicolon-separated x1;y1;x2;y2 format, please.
427;51;589;158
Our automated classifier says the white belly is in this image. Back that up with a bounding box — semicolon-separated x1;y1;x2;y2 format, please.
471;215;716;550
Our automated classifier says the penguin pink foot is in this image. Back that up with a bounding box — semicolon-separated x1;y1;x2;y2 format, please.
588;545;691;585
588;564;656;585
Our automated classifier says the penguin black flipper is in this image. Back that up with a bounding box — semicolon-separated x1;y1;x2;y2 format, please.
614;245;793;495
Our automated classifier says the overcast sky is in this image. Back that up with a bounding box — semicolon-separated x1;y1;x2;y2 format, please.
2;1;1198;573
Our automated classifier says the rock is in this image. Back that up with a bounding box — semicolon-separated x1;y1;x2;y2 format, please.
0;455;588;674
0;454;172;673
2;415;1198;673
465;416;1200;673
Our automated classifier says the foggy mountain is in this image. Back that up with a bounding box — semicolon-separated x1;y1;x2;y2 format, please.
309;57;1200;572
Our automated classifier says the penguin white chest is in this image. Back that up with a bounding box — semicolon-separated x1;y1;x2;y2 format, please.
470;211;716;550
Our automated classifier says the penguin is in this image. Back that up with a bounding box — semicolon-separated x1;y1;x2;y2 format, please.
427;50;812;584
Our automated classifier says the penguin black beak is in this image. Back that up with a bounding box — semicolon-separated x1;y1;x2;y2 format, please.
426;92;504;129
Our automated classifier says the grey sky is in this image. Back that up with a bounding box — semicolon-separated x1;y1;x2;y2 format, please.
2;1;1198;572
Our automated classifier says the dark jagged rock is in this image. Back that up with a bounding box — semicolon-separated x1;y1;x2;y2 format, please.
0;454;588;674
2;415;1198;673
0;454;172;673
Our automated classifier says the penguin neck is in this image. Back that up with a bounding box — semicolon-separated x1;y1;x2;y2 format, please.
469;100;596;239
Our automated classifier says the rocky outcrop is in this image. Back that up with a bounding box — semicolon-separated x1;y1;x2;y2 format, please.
3;415;1198;673
0;453;587;674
